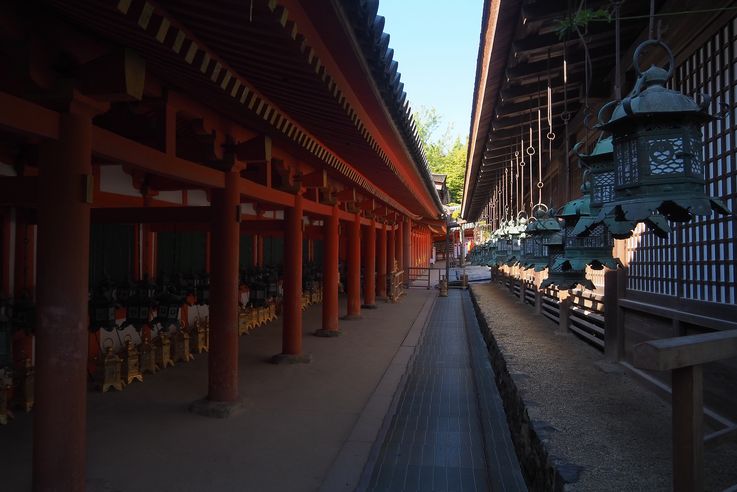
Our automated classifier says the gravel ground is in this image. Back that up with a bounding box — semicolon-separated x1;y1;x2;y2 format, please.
471;282;737;492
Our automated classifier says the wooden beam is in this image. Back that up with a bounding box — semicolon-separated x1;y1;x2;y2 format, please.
632;330;737;371
0;91;59;140
92;127;225;189
91;206;211;223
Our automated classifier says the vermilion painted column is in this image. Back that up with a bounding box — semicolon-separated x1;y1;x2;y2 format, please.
317;205;340;335
142;192;156;280
34;106;95;492
204;165;241;406
403;218;411;286
345;212;361;318
273;193;309;363
362;219;377;308
395;222;402;271
387;224;395;274
377;222;387;299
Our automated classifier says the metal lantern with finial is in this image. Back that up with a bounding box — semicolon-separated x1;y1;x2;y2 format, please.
153;287;183;330
562;136;621;272
123;278;156;330
541;198;594;290
596;39;730;238
89;278;117;332
520;205;562;272
493;221;511;266
505;215;526;266
115;278;137;308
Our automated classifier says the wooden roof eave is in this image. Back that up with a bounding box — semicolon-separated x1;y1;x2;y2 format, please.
462;0;523;220
281;0;443;219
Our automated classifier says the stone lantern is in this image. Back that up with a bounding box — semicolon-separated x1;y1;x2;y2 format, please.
596;39;729;238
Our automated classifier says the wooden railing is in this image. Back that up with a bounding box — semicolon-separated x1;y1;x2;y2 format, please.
633;330;737;492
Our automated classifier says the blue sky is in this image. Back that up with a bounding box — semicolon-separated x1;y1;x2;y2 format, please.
377;0;484;142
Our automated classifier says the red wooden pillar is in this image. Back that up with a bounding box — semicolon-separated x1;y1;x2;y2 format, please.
403;218;411;286
142;191;156;280
273;193;309;363
396;221;403;272
387;224;395;273
201;166;241;408
377;222;387;299
34;105;96;492
362;219;377;308
317;205;340;335
345;212;361;318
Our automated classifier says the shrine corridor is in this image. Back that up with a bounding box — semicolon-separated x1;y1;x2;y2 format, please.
361;289;526;491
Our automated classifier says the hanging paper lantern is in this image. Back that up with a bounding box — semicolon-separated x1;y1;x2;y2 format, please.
596;39;729;238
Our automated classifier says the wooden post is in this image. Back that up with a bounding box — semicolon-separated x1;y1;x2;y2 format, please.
205;166;241;404
316;205;340;336
271;193;309;363
35;104;97;492
604;269;622;361
362;219;376;308
377;222;387;299
345;212;361;319
558;295;572;333
616;268;627;357
402;217;411;287
519;279;525;303
535;287;542;315
672;365;704;492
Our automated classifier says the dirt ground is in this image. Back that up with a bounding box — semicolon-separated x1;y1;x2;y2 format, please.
471;282;737;492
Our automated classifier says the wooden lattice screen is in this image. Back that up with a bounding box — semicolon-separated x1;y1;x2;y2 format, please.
626;18;737;305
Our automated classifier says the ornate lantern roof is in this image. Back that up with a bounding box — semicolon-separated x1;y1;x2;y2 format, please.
596;39;730;238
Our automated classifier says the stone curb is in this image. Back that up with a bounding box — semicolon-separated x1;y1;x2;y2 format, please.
469;286;577;492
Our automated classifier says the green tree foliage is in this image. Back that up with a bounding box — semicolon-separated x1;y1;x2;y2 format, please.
413;107;467;205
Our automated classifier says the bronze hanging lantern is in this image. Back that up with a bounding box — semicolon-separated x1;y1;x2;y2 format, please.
540;198;594;290
505;216;526;266
124;278;157;330
493;221;511;266
153;288;183;330
89;279;117;332
520;205;562;272
596;39;729;238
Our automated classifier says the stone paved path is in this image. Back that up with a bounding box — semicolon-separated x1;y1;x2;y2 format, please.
363;289;526;491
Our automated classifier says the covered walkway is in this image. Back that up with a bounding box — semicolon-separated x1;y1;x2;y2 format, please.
2;291;435;492
362;289;525;491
